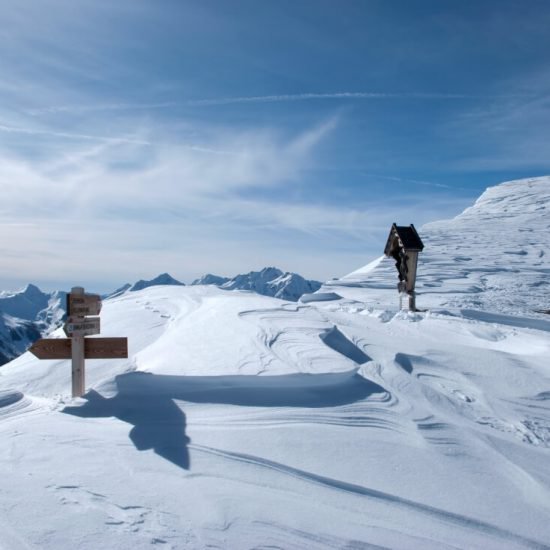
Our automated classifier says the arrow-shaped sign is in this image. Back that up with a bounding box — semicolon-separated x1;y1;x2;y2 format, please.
29;338;128;360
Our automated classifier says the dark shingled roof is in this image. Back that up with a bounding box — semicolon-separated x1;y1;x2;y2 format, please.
384;223;424;255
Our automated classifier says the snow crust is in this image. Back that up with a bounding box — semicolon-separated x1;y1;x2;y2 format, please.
1;177;550;549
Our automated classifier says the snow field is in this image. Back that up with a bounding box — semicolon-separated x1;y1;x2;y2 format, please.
1;281;550;548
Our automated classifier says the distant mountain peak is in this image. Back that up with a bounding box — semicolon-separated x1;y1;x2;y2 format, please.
191;274;230;286
22;283;43;297
104;273;185;299
129;273;185;293
191;267;320;301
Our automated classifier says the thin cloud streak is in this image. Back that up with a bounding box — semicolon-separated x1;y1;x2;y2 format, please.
362;173;466;191
187;91;532;106
0;118;340;218
26;102;177;116
24;92;534;117
0;122;150;145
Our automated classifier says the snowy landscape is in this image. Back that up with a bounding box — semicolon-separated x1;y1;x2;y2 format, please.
0;268;321;366
1;176;549;548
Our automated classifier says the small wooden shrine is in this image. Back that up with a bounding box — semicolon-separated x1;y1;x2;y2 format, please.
384;223;424;311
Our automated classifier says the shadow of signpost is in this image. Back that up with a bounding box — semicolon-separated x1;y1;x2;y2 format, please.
63;387;191;469
63;370;386;470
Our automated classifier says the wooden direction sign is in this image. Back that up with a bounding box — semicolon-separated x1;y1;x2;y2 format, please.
30;337;128;360
31;286;127;398
67;293;102;317
64;316;100;337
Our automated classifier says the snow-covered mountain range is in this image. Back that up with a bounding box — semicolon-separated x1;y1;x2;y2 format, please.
0;285;66;365
193;266;322;301
1;177;549;548
120;267;322;303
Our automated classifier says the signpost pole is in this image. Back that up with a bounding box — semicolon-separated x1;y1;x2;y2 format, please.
72;335;85;397
70;287;86;398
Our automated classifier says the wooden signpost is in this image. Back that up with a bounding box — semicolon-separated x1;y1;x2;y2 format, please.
29;286;128;398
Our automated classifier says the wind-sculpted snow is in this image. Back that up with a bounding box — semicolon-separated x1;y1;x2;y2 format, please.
0;389;39;421
1;178;550;548
326;176;550;317
0;389;24;408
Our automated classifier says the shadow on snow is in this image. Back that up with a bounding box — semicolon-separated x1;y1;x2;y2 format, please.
63;370;385;470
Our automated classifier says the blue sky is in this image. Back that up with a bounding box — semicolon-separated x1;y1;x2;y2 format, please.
1;0;549;292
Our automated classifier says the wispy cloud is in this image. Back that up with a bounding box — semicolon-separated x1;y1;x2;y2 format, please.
23;92;534;118
26;102;177;116
186;91;531;106
443;75;550;172
0;114;466;290
361;173;467;191
0;122;149;145
0;117;336;252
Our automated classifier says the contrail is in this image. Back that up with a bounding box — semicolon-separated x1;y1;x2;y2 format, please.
27;92;531;115
0;123;149;145
27;102;176;116
186;91;528;106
